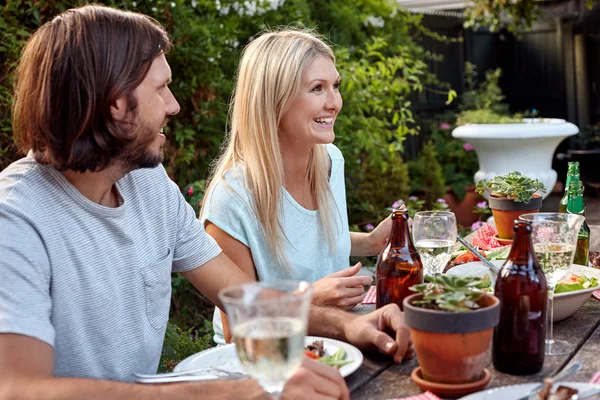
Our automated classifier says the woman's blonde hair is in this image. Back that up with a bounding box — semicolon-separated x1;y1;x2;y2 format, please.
203;28;339;269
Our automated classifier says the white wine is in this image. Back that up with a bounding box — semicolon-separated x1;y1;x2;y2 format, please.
415;239;454;275
233;317;305;394
534;243;576;288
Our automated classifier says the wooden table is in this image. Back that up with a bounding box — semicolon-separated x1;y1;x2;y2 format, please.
346;225;600;399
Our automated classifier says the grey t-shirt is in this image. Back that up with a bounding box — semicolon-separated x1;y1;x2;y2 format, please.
0;155;221;381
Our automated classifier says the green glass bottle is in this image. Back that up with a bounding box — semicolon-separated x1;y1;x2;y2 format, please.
559;162;580;213
566;180;590;266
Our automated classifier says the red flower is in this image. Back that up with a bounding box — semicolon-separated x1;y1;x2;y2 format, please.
187;186;194;196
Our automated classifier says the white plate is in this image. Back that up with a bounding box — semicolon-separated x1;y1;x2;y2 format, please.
459;382;600;399
173;336;363;378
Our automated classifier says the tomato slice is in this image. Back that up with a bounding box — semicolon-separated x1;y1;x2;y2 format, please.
304;350;320;359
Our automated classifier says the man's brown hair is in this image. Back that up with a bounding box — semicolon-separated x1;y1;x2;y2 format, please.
12;5;172;172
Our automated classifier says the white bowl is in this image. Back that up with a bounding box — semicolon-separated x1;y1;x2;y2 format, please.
447;262;600;322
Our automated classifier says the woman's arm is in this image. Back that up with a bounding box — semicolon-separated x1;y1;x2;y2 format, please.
204;222;257;342
350;214;392;256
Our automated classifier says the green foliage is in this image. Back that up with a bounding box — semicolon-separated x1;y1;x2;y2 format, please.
426;115;478;200
475;171;546;203
465;0;600;35
419;142;446;208
410;273;491;312
160;323;213;372
464;0;539;34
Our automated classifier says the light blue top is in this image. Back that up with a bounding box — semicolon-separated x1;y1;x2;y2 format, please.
202;144;351;343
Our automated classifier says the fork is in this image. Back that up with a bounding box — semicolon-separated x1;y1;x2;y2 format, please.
134;367;247;380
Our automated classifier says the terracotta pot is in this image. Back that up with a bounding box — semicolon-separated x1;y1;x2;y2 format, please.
489;194;543;239
444;186;484;227
403;293;500;385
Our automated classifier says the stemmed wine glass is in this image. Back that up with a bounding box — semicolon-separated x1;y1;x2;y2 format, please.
412;211;458;276
218;280;313;399
519;212;585;356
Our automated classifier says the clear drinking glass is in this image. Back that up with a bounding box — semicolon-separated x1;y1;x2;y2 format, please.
412;211;458;276
519;213;585;356
218;280;313;399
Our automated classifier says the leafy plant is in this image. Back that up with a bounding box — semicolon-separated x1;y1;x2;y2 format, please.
160;323;213;372
409;274;491;312
475;171;546;203
573;125;600;150
464;0;600;36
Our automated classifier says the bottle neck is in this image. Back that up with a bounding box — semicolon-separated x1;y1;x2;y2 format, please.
388;211;412;249
507;225;537;264
567;181;585;215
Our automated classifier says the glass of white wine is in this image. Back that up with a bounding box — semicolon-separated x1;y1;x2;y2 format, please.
519;212;585;356
412;211;458;276
218;280;313;399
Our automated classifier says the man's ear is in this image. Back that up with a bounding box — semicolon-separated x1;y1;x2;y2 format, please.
110;95;128;122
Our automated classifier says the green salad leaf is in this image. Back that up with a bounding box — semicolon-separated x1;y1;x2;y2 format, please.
555;275;599;294
319;348;353;368
486;247;510;261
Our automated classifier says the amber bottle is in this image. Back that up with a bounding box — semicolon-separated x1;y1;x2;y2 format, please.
492;220;548;375
376;209;423;310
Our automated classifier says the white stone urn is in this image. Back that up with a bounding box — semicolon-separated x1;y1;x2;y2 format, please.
452;119;579;200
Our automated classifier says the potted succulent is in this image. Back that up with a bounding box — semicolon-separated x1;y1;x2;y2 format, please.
403;274;499;385
475;171;546;240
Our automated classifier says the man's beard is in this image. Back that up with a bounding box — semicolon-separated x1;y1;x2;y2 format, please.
118;119;165;173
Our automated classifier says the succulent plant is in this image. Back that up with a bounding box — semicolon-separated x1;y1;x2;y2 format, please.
409;274;491;312
475;171;546;203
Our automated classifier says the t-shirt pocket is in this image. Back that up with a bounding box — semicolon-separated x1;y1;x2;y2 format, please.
141;248;173;330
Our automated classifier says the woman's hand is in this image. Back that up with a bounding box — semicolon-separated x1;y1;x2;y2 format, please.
312;263;372;310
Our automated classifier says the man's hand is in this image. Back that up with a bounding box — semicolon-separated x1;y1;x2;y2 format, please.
281;357;350;400
343;304;414;364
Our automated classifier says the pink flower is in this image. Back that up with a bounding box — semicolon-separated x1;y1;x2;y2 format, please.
439;122;451;130
409;196;418;201
462;143;474;151
471;221;485;230
365;224;375;231
392;199;404;209
187;186;194;196
436;198;447;204
198;200;203;207
476;201;488;209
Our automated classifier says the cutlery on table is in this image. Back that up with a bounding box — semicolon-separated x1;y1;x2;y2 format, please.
134;367;248;383
516;361;583;400
135;372;249;384
570;387;600;399
455;234;501;274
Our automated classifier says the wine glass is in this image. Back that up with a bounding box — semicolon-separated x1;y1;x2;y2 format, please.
519;212;585;356
218;280;313;399
412;211;458;276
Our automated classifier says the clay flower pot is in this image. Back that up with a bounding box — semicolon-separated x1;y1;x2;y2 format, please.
489;194;543;239
403;293;500;385
444;185;485;227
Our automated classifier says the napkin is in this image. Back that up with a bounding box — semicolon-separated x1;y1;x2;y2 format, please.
387;391;442;400
589;371;600;383
471;223;502;250
594;290;600;301
362;285;376;304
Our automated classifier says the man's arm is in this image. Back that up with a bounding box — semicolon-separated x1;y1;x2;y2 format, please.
0;333;268;400
307;304;413;364
181;252;254;311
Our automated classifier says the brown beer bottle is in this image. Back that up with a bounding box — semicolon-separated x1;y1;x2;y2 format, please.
492;220;548;375
376;209;423;310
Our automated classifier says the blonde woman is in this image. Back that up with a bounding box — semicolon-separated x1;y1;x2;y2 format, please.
201;29;392;344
